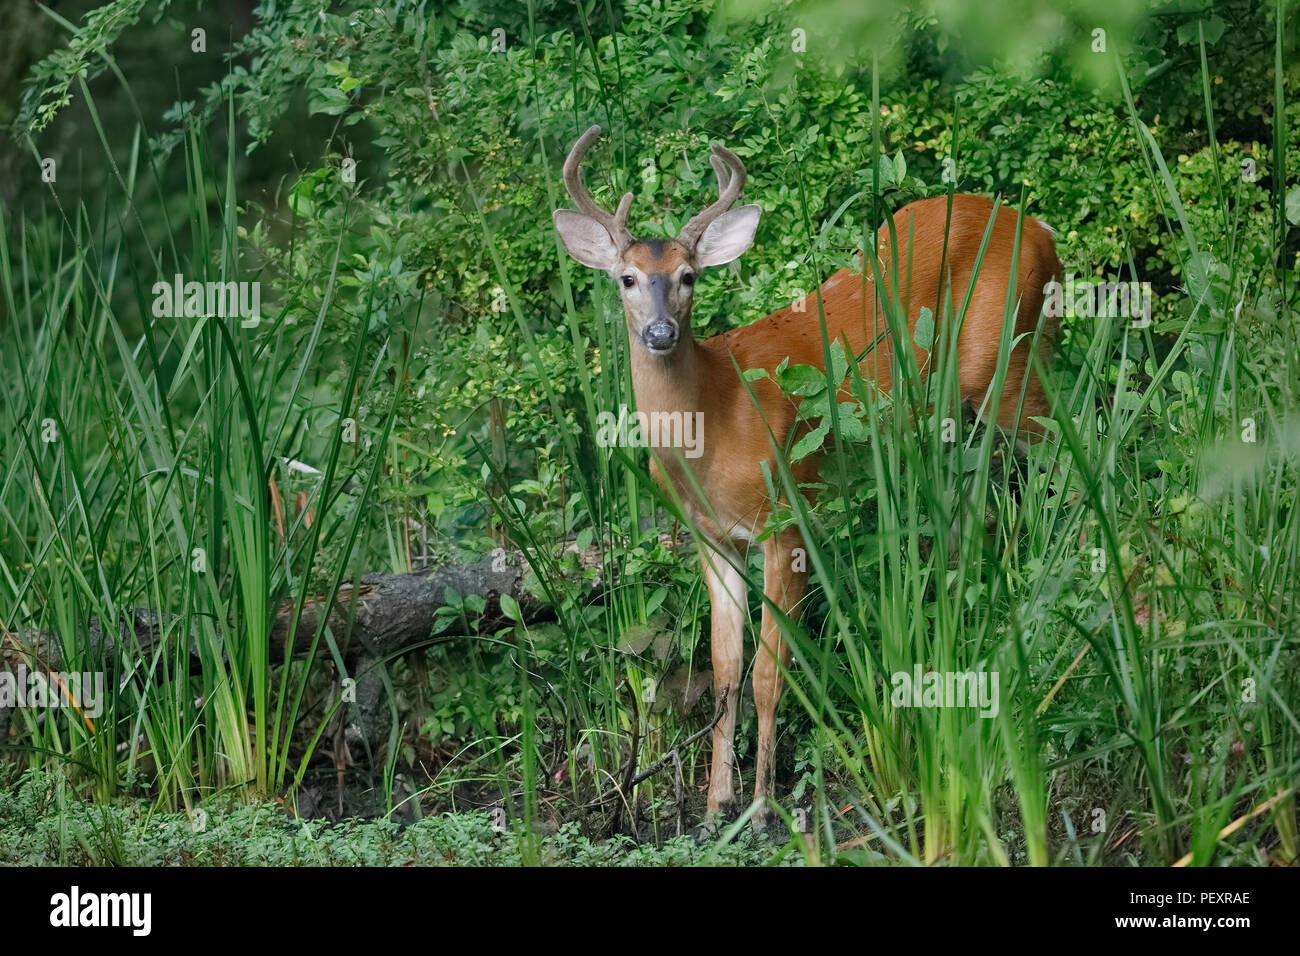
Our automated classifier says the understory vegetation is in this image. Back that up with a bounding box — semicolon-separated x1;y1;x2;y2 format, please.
0;0;1296;865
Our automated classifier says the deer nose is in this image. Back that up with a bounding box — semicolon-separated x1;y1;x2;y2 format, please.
642;320;679;353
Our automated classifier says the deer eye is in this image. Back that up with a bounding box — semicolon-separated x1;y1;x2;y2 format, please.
621;275;635;288
682;272;696;287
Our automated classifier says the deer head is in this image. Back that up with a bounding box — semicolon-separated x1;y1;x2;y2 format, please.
553;125;761;356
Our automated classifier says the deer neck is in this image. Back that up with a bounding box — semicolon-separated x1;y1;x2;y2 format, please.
628;333;704;417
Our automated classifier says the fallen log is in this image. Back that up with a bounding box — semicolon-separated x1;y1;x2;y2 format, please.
0;543;605;746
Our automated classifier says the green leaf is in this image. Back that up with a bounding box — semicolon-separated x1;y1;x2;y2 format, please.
499;593;521;623
645;586;669;617
828;339;849;384
1176;15;1225;46
835;404;871;442
777;363;828;396
790;420;830;461
309;86;351;116
616;624;660;656
914;306;935;351
1286;185;1300;226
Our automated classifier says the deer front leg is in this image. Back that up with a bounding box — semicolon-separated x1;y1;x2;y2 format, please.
702;547;747;814
753;530;808;823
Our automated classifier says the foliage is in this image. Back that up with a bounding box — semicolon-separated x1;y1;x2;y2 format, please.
0;770;787;866
1;0;1297;865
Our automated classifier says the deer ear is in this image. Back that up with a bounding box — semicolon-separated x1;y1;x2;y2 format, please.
694;204;761;267
553;210;621;270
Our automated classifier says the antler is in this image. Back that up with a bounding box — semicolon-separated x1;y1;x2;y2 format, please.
675;143;747;251
561;125;634;251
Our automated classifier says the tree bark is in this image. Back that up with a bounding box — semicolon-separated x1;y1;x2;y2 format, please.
0;545;602;747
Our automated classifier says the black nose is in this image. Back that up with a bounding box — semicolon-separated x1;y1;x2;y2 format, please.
642;320;678;352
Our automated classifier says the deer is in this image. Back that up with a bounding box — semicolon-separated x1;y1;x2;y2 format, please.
553;124;1061;828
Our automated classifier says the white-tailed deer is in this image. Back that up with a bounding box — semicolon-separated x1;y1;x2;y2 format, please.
554;125;1061;825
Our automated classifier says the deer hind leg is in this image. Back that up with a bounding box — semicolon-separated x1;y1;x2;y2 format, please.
992;286;1056;443
958;309;1055;563
752;529;808;822
702;545;747;814
991;348;1052;443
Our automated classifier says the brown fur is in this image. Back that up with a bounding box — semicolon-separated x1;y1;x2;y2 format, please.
640;195;1061;546
624;241;689;272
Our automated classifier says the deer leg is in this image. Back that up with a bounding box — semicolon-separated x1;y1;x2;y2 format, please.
753;530;808;822
702;546;747;814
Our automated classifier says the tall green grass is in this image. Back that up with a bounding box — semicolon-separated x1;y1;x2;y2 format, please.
0;82;406;812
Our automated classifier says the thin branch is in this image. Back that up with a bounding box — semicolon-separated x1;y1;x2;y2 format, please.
585;686;728;811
